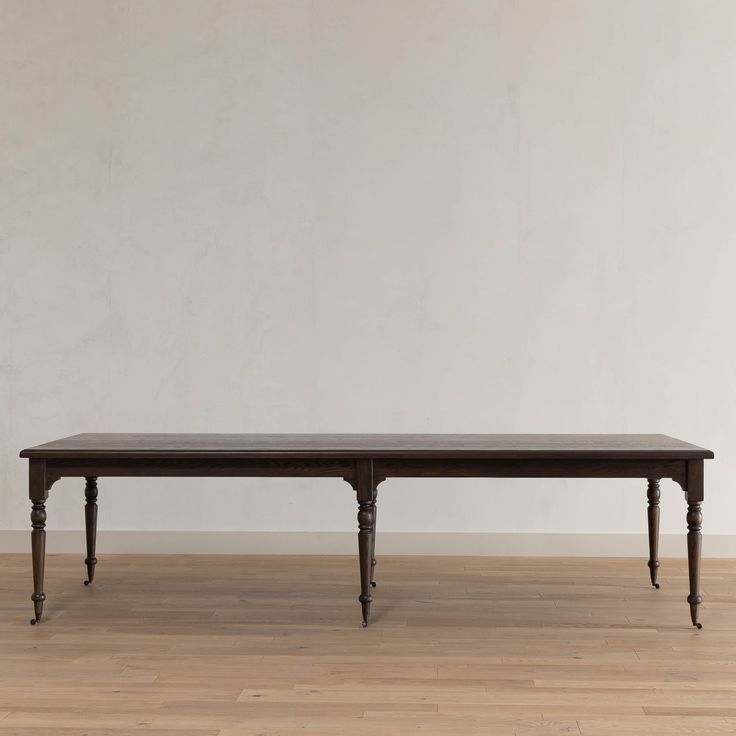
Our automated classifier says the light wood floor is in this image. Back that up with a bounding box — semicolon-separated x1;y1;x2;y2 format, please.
1;554;735;735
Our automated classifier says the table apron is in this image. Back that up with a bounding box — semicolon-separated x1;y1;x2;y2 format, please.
373;459;687;485
44;458;357;483
42;457;688;490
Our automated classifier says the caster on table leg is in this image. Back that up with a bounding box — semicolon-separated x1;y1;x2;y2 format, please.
370;581;376;588
29;617;40;626
83;579;91;586
653;582;660;589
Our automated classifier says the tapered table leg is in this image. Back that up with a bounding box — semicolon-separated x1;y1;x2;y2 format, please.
358;498;376;626
684;460;704;629
370;488;378;588
84;477;98;585
647;478;661;588
687;501;703;629
30;499;46;625
356;460;375;627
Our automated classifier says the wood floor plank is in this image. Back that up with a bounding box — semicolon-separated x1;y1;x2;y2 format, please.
578;715;734;734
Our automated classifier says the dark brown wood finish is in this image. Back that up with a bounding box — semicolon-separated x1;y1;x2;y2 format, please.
28;459;48;625
20;433;713;460
83;477;98;586
21;434;713;628
686;459;705;629
647;478;661;588
355;459;375;627
370;487;378;589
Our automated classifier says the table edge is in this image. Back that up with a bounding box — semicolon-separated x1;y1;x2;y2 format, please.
20;449;715;460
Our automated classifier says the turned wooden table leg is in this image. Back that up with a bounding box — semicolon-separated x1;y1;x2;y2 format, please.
356;460;375;627
30;499;47;625
84;477;98;585
370;488;378;588
685;460;704;629
687;501;703;629
29;459;49;625
647;478;661;588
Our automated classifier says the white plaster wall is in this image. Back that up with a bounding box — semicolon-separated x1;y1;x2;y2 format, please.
1;1;734;546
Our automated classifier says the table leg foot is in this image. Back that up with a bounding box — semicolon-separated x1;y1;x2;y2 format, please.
360;596;372;628
31;594;45;623
30;601;44;625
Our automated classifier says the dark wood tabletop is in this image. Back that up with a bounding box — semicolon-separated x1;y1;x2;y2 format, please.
20;433;714;460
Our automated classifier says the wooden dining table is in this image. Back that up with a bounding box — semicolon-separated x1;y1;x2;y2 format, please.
20;433;714;628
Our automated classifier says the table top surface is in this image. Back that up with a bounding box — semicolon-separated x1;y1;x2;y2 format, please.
20;433;714;460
